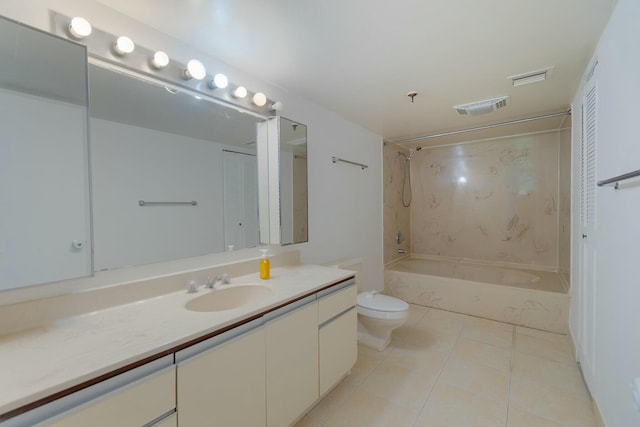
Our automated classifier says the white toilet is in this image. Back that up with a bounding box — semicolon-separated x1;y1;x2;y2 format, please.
328;258;409;352
357;291;409;351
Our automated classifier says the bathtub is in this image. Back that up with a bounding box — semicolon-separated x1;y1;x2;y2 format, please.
385;257;569;333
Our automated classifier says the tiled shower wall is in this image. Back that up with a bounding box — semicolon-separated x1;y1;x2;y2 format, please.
384;130;570;270
383;146;410;264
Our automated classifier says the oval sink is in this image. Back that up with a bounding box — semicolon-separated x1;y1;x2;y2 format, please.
185;285;273;312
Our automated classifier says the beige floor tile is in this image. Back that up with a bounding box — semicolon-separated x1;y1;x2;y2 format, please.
516;326;569;344
507;407;564;427
438;356;510;404
511;351;591;401
392;325;459;353
321;388;419;427
294;380;357;427
509;376;596;427
418;308;470;336
461;317;514;348
385;341;449;377
415;382;508;427
515;332;575;365
406;303;429;326
344;347;386;385
361;359;436;410
453;337;512;372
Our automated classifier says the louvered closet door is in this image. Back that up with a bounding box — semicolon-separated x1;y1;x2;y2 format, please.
579;67;598;391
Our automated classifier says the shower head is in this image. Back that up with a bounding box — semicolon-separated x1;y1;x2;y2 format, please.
398;146;423;161
408;146;423;159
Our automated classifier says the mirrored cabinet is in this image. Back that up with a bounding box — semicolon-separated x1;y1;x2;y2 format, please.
257;117;309;246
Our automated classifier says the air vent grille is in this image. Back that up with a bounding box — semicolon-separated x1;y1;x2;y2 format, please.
453;96;509;116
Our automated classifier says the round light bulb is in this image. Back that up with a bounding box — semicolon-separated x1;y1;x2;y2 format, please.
68;17;92;39
233;86;248;99
113;36;135;55
184;59;206;80
209;73;229;89
252;92;267;107
151;51;170;69
269;101;283;112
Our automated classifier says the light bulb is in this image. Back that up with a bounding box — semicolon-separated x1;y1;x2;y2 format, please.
233;86;248;98
183;59;206;80
151;51;170;69
253;92;267;107
68;17;92;39
269;101;283;112
113;36;135;56
208;73;229;89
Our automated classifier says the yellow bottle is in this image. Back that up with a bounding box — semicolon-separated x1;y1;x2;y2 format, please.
259;249;270;280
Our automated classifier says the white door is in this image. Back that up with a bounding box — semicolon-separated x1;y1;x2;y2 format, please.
578;68;598;390
223;150;258;250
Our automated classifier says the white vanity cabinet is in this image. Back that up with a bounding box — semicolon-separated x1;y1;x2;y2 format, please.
175;319;266;427
265;296;319;427
318;282;358;396
4;356;176;427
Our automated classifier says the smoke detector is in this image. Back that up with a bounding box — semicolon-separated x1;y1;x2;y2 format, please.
453;96;509;115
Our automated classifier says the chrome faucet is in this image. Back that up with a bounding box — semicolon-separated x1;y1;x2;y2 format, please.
397;249;408;254
204;273;231;289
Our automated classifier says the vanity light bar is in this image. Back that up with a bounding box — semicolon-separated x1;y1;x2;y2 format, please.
54;13;281;116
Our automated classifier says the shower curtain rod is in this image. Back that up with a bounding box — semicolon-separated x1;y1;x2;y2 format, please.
383;110;571;146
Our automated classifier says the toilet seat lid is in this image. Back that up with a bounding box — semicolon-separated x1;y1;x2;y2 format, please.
357;291;409;312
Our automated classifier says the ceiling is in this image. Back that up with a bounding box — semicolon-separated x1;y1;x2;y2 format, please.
95;0;615;144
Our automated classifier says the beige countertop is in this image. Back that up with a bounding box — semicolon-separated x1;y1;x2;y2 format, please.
0;264;354;416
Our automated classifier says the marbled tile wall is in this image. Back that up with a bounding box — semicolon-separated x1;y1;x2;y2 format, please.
558;127;572;285
410;132;562;268
383;145;411;264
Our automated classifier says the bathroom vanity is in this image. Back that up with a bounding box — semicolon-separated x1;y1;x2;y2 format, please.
0;265;357;426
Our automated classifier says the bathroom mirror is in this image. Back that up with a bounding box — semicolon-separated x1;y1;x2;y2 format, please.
0;17;91;291
0;15;309;293
88;63;265;270
257;117;308;245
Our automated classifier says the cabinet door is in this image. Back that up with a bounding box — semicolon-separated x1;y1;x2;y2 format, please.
176;325;266;427
45;366;175;427
265;298;318;427
319;307;357;395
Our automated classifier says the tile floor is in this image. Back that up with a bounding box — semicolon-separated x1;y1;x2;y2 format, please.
296;304;596;427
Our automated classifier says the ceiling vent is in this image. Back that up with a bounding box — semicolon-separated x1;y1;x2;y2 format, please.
508;67;554;87
453;96;509;115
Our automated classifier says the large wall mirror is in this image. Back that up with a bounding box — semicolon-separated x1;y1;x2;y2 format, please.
0;16;309;293
0;17;91;291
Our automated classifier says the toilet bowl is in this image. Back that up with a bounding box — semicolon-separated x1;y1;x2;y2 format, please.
357;291;409;351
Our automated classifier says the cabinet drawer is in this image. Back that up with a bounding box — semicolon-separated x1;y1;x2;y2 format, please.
46;366;176;427
318;283;357;324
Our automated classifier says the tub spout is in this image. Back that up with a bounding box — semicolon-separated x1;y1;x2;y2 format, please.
398;249;408;254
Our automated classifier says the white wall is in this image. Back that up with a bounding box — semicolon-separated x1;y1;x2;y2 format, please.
91;118;232;270
0;0;384;295
570;0;640;425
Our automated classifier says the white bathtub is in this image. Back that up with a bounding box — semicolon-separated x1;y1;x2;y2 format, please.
385;257;569;333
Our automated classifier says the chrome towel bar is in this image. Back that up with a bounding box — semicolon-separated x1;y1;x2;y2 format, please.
597;169;640;190
332;156;368;170
139;200;198;206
